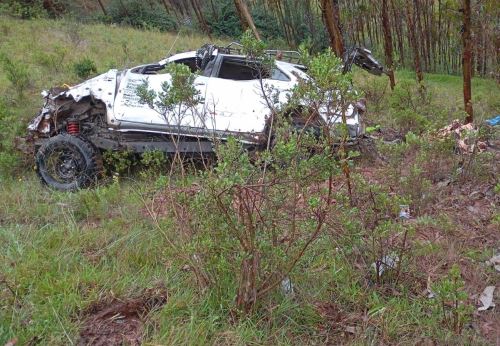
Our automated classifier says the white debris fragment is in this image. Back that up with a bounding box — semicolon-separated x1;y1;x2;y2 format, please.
399;205;411;220
478;286;495;311
425;275;435;299
281;276;294;296
372;255;399;277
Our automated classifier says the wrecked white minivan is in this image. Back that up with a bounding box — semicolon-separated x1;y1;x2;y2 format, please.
26;43;384;191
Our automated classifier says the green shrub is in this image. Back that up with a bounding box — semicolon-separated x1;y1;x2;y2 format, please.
141;150;167;172
33;45;68;73
0;98;22;176
103;150;135;176
72;57;97;79
430;265;472;334
0;53;30;98
387;80;434;133
0;0;47;19
106;0;177;32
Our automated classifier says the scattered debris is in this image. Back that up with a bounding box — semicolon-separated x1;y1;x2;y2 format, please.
485;255;500;272
281;276;294;296
77;287;168;346
485;115;500;126
437;119;487;154
399;205;411;220
371;254;399;277
425;275;435;299
477;286;495;311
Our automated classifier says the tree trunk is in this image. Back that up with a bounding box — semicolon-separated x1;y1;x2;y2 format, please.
209;0;218;21
320;0;344;57
190;0;212;38
381;0;395;90
118;0;130;18
233;0;261;40
97;0;107;16
406;1;424;84
462;0;473;123
235;254;259;314
390;0;404;67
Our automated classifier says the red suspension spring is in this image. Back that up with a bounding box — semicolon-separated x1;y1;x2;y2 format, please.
67;121;80;135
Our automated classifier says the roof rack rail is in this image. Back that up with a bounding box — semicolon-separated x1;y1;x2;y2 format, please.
221;42;302;64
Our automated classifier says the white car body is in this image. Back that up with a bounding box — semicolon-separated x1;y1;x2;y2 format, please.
29;49;362;145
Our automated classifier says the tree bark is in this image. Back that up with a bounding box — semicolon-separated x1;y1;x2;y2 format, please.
406;0;424;84
233;0;261;40
190;0;212;38
97;0;107;16
381;0;395;90
462;0;473;123
320;0;344;57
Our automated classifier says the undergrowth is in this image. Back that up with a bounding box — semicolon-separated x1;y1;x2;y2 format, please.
0;17;499;345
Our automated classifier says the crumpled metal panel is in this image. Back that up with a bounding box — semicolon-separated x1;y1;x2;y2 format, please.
58;70;118;123
27;70;119;133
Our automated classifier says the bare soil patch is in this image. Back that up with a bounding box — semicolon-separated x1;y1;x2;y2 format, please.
77;287;168;346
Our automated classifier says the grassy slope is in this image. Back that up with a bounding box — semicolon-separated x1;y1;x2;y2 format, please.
1;17;499;345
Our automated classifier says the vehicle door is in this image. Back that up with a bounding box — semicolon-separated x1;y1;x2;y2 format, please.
113;59;208;130
204;56;293;135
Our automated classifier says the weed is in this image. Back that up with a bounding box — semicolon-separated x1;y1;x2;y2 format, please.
103;150;135;176
72;57;97;79
141;150;167;172
430;265;472;334
0;53;30;98
33;44;68;73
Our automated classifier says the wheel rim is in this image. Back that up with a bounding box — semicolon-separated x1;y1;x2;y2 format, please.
44;146;86;184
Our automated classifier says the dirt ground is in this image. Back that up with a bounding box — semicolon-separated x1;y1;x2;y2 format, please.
77;287;168;346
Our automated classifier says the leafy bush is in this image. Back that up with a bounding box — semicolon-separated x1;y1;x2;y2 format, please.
141;150;167;172
33;45;68;73
106;0;177;32
0;98;22;176
72;57;97;79
0;53;30;98
430;265;472;334
103;150;135;176
136;34;363;315
388;80;432;134
0;0;47;19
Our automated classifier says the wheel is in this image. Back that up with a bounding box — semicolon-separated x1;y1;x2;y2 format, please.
35;134;103;191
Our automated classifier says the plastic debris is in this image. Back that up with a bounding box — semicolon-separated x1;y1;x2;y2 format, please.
372;255;399;277
425;275;436;299
485;115;500;126
485;254;500;272
399;205;411;220
281;276;294;296
478;286;495;311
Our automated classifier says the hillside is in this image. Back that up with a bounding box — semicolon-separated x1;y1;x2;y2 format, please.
1;17;499;345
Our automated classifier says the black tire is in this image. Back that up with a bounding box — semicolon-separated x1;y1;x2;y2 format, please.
35;134;103;191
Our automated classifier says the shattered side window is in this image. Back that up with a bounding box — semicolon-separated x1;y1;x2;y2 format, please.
271;68;290;81
216;57;290;81
217;58;262;80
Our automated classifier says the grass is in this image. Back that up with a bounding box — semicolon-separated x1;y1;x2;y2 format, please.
1;16;499;345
